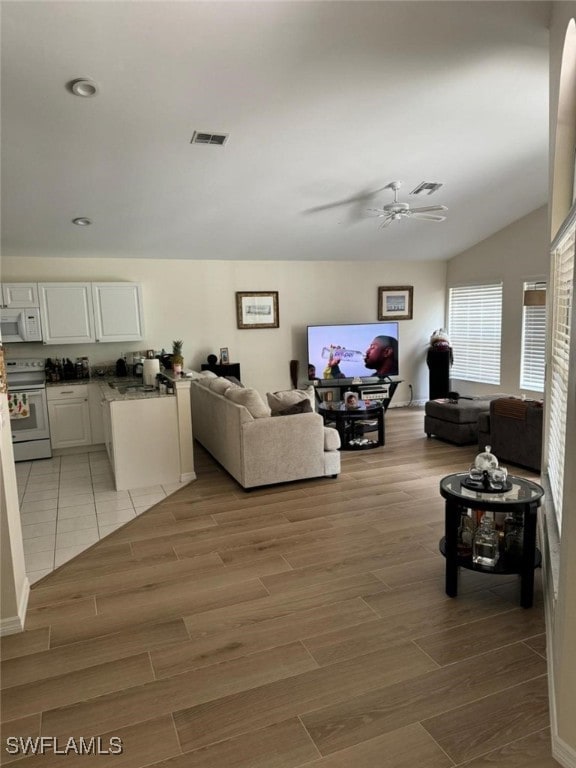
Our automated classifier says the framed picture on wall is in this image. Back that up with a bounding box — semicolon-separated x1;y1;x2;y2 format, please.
378;286;413;320
236;291;279;329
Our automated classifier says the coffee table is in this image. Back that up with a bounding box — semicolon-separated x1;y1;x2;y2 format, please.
318;400;384;450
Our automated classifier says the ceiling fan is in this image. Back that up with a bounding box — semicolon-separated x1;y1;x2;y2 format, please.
367;181;448;228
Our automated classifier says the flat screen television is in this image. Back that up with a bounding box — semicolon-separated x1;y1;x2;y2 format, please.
307;322;399;381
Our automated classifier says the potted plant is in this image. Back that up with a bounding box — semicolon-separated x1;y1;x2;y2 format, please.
172;339;184;375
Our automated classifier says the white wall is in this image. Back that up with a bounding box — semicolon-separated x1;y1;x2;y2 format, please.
446;206;548;398
1;257;447;404
0;393;29;634
548;4;576;766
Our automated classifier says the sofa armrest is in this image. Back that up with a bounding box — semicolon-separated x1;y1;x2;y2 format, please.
240;413;326;487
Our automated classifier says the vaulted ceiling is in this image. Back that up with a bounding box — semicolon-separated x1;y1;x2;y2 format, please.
1;1;550;262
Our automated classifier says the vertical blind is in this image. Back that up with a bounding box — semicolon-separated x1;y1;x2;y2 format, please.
448;284;503;384
548;225;574;530
520;282;547;392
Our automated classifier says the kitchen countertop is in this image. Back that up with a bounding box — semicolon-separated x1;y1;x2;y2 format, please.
46;376;173;402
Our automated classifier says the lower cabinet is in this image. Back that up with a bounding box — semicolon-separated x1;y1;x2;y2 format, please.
88;382;105;445
47;385;92;449
101;397;115;472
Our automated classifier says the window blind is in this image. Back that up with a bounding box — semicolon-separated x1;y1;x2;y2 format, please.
520;282;546;392
448;284;503;384
548;226;574;529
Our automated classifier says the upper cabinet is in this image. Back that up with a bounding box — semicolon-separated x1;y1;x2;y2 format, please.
38;282;144;345
92;283;144;343
39;283;95;344
1;283;39;308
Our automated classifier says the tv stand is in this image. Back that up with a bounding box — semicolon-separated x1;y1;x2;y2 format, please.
312;379;401;411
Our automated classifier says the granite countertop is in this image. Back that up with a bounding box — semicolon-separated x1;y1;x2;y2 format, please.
46;376;172;402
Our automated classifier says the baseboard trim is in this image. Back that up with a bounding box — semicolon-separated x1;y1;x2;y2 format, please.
180;472;197;483
0;576;30;636
552;734;576;768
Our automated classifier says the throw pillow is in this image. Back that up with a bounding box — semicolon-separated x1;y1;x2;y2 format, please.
225;387;271;418
266;389;312;414
209;377;233;394
225;375;244;388
272;399;313;417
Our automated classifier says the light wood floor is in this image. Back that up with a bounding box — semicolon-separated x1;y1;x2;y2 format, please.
1;408;559;767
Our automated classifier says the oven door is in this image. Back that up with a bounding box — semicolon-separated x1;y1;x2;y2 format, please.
8;387;50;443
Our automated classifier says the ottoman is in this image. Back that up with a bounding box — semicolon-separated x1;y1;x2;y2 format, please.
425;396;499;445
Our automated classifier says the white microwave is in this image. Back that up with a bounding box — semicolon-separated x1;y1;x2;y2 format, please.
0;307;43;343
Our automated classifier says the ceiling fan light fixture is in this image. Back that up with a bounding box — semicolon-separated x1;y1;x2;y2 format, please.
367;180;448;228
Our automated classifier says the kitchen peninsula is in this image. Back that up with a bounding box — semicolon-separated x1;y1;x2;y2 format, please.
48;373;195;491
101;372;195;491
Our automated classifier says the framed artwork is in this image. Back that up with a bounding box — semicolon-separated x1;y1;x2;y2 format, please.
236;291;279;329
220;347;230;364
378;285;413;321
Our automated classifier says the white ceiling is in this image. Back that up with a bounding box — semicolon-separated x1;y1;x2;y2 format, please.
1;0;550;263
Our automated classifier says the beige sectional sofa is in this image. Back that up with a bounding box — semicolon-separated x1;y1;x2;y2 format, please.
190;376;341;489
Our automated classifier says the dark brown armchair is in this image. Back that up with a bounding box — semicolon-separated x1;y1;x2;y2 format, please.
477;398;543;472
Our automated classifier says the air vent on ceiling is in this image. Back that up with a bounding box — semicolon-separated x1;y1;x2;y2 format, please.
190;131;229;146
409;182;444;196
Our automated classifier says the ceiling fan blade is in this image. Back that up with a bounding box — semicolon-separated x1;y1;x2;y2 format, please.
379;216;394;229
409;205;448;213
409;212;447;222
303;186;389;215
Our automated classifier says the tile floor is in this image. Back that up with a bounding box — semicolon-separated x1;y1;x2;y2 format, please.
15;449;190;585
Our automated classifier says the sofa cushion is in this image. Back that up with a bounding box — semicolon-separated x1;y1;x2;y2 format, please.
324;426;341;451
267;389;311;414
225;387;271;418
209;377;233;394
272;399;313;417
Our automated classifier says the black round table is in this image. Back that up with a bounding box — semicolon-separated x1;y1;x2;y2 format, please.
439;472;544;608
318;400;384;450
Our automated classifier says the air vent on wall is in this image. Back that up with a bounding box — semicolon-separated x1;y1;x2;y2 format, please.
190;131;229;146
409;182;444;196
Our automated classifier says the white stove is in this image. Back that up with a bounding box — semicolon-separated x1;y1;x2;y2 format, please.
6;358;52;461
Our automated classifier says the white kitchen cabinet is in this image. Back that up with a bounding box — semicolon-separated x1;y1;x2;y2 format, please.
1;283;39;308
38;281;144;345
92;283;144;343
47;385;92;449
101;397;115;470
88;383;105;445
39;283;95;344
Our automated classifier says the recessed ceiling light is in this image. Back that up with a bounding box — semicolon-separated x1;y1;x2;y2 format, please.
72;217;92;226
70;78;99;97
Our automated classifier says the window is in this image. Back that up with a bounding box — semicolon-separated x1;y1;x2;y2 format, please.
448;284;503;384
547;221;574;531
520;281;547;391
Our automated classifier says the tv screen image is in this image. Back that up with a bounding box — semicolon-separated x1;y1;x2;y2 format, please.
307;322;399;380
